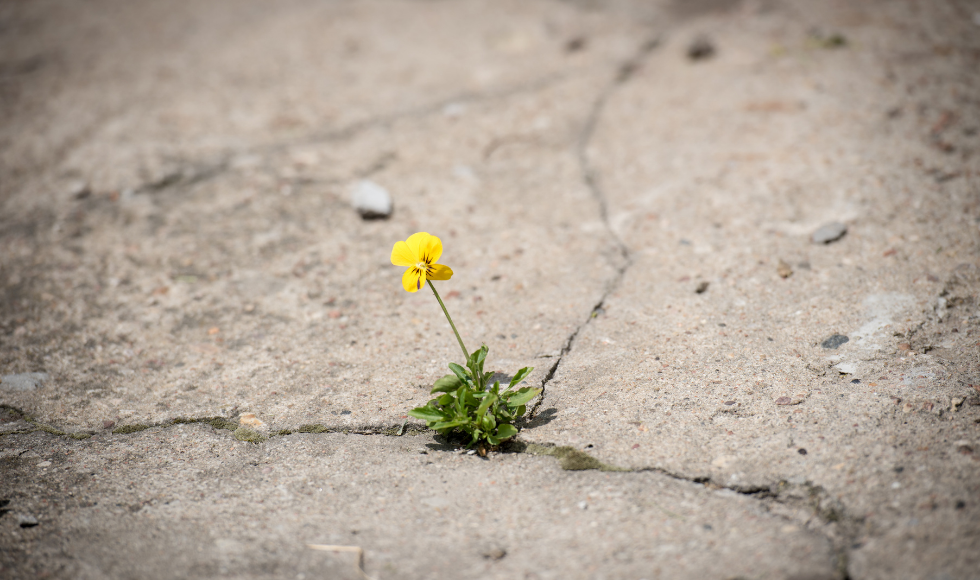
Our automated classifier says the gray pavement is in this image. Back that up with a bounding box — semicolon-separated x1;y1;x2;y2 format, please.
2;0;979;578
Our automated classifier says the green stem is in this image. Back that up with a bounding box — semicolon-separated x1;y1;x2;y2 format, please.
427;279;470;364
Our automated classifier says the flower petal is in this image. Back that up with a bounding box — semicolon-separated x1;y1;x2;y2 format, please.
427;263;453;280
390;240;415;266
405;232;430;262
401;267;425;293
417;233;443;264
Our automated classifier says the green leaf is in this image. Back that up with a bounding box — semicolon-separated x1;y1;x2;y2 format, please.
448;363;470;383
481;414;495;432
408;407;448;422
507;367;534;390
467;345;488;379
475;392;497;423
431;374;463;393
437;393;454;406
495;423;518;441
472;345;488;368
504;387;541;407
452;386;462;415
486;434;501;446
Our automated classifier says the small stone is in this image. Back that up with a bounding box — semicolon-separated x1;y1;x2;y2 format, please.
724;400;736;406
775;396;792;405
340;410;351;416
37;460;52;468
798;448;808;455
0;373;49;392
350;180;393;220
777;260;793;278
482;547;507;561
239;413;265;429
812;222;847;244
68;181;91;200
565;36;586;52
695;281;710;294
821;334;849;349
103;420;116;430
17;514;38;528
687;36;715;60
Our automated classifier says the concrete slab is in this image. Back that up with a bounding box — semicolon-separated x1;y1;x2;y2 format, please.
519;2;980;577
0;0;649;432
1;0;978;578
1;425;839;580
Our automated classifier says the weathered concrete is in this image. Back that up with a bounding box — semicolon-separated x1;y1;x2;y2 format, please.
1;425;839;579
2;0;978;578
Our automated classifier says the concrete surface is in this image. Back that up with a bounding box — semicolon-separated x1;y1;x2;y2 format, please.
2;0;978;578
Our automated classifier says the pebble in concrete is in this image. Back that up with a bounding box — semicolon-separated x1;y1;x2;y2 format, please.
350;179;393;219
811;221;847;244
821;334;849;349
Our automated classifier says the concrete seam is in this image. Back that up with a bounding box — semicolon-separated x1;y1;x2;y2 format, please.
527;35;660;420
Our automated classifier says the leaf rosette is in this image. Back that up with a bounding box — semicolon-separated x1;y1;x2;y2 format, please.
408;345;539;447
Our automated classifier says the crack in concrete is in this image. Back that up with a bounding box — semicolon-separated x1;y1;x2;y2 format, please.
128;71;570;198
526;36;660;419
3;35;863;578
519;32;858;576
2;402;858;576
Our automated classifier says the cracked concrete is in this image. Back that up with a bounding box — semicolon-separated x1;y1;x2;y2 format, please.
2;0;979;578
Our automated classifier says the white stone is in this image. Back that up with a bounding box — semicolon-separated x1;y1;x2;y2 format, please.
350;180;392;219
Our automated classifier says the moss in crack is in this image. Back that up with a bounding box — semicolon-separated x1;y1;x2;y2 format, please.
274;429;293;436
233;427;267;443
35;424;66;436
382;424;426;436
203;417;238;431
113;424;151;434
297;424;330;434
68;432;92;440
524;443;627;471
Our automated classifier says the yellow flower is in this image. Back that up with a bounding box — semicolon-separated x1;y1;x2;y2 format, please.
391;232;454;292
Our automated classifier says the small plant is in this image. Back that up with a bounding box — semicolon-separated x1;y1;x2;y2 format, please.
391;232;540;450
